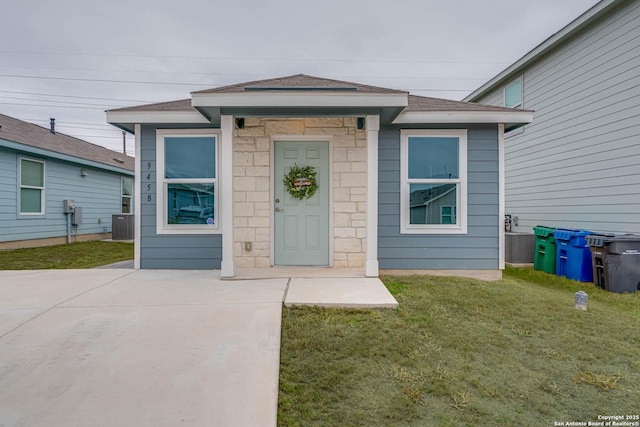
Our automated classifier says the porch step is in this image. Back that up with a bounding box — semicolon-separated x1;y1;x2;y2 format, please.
284;277;398;309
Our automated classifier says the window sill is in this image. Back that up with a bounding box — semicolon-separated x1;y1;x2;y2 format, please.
157;226;221;235
401;226;467;235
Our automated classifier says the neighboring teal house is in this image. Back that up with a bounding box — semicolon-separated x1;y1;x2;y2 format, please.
0;114;135;249
107;74;532;278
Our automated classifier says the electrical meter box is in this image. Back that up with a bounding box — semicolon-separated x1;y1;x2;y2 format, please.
63;199;75;214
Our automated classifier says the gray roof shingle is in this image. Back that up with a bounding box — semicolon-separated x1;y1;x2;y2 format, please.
0;114;134;172
107;98;194;113
106;75;529;116
192;74;407;94
406;95;530;113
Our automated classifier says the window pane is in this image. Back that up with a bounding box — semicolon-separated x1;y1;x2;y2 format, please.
21;160;44;187
441;206;454;224
505;80;522;108
165;137;216;179
122;196;132;213
122;177;133;196
167;183;215;225
408;137;459;179
409;183;457;225
21;188;42;213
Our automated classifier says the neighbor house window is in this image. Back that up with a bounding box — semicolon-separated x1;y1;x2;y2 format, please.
121;176;133;213
441;206;456;225
156;129;219;234
504;77;523;108
400;130;467;234
19;158;45;215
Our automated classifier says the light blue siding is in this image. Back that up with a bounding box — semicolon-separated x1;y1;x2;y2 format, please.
378;124;500;270
139;125;222;269
471;1;640;234
0;145;132;243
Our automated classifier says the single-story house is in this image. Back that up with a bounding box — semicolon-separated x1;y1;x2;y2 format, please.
464;0;640;235
0;114;135;249
106;74;532;278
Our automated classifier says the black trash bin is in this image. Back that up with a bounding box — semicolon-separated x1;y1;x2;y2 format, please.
586;234;615;289
587;235;640;293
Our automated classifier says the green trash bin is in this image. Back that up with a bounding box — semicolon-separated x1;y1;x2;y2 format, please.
534;226;557;274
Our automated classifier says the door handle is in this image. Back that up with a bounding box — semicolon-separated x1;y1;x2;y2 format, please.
275;207;283;212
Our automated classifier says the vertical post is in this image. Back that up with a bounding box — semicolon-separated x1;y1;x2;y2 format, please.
134;124;141;269
365;115;380;277
220;115;235;278
498;123;505;271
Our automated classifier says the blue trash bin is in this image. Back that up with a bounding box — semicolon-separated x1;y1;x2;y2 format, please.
553;229;594;282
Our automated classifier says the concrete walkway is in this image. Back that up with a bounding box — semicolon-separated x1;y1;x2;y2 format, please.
0;269;397;427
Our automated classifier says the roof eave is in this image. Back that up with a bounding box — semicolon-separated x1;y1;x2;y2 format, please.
392;110;534;125
463;0;618;102
0;138;134;174
106;110;209;125
191;91;408;108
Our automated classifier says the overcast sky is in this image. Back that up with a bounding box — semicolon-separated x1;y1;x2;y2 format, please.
1;0;600;156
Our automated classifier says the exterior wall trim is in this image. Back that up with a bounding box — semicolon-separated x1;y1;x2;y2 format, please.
220;115;235;277
192;92;408;108
134;124;142;269
106;111;209;125
498;123;505;270
365;115;379;277
393;111;533;125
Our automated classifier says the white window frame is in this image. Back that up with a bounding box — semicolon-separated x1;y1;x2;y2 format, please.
19;158;45;215
400;129;467;235
121;176;133;214
503;77;523;109
156;129;220;235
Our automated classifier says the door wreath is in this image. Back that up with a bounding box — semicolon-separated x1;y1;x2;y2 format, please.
283;164;318;200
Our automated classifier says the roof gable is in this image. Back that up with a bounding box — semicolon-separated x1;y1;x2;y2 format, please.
192;74;407;94
0;114;134;172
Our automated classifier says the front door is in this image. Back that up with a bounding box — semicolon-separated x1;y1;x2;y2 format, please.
274;141;329;266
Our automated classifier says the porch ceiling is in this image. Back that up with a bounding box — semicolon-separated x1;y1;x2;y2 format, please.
194;105;405;125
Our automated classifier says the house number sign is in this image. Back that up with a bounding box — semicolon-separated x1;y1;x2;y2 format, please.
144;161;153;203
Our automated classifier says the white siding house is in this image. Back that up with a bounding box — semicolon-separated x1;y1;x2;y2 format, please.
464;0;640;235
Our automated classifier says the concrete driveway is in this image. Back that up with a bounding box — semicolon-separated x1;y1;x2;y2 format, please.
0;269;288;427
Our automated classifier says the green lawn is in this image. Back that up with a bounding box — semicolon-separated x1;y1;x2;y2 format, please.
278;267;640;426
0;241;134;270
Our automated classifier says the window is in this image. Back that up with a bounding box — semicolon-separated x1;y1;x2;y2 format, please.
156;130;219;234
504;77;522;108
121;177;133;213
20;158;45;215
400;130;467;234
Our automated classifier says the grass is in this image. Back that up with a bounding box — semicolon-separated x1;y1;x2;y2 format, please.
278;267;640;426
0;241;133;269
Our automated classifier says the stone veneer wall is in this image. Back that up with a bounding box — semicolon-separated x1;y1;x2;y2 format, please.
233;117;367;268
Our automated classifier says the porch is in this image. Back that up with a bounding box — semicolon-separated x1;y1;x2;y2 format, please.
224;115;380;278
